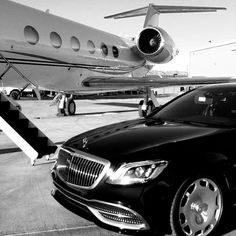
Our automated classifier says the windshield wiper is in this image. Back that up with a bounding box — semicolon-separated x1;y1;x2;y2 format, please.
146;117;165;126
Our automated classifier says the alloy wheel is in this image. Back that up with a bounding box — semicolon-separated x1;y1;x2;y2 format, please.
177;178;223;236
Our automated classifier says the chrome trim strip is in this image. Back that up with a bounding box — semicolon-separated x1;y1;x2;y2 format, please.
52;183;149;231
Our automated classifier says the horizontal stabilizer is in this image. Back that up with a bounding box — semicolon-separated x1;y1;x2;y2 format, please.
105;5;226;19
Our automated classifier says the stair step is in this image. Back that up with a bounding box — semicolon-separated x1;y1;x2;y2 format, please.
9;118;29;130
0;101;10;111
16;127;38;140
17;119;29;129
28;136;47;149
3;117;29;131
1;109;19;122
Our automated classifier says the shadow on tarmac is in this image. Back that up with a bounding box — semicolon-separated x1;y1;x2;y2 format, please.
77;109;137;116
96;102;138;108
0;141;64;155
31;109;138;119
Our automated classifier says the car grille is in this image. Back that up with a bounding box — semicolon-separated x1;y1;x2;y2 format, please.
57;148;110;189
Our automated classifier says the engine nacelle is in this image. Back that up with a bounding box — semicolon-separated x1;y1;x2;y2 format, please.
135;27;177;64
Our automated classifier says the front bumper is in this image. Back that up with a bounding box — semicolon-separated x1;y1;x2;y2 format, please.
51;170;150;234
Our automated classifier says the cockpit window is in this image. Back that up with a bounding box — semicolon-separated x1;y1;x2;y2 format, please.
151;87;236;127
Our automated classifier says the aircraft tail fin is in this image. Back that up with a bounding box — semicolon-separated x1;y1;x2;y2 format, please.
105;4;226;27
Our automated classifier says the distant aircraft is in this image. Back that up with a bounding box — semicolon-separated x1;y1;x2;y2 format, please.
0;0;231;116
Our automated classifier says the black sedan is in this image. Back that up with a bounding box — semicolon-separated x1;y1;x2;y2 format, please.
51;83;236;236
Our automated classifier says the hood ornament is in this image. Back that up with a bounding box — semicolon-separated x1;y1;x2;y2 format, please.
82;137;88;149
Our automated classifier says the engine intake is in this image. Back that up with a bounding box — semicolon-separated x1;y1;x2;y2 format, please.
138;28;162;54
136;27;176;64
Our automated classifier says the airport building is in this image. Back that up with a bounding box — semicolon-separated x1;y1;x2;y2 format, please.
189;42;236;77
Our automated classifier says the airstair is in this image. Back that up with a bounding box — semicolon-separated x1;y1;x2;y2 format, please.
0;92;57;165
0;53;57;165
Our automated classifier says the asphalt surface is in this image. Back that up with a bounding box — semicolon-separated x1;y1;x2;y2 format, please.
0;97;142;236
0;96;236;236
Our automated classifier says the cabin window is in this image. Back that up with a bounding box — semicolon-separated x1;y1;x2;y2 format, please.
50;32;62;49
24;25;39;45
101;43;108;57
87;40;95;54
71;36;80;52
112;46;119;58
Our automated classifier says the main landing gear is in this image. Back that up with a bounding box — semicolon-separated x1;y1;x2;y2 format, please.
138;87;159;118
50;93;76;116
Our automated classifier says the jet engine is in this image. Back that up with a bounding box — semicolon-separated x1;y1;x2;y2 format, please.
135;27;177;64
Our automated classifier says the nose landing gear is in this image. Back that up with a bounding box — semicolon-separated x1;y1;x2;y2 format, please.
50;93;76;116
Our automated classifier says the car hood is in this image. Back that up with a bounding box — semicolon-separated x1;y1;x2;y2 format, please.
63;118;221;161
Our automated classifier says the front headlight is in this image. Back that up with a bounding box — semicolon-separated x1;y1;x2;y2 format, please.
106;160;168;185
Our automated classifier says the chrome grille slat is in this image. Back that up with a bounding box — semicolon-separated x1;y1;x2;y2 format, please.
58;148;109;189
74;155;81;185
85;160;94;186
77;157;86;186
93;162;100;179
83;159;90;186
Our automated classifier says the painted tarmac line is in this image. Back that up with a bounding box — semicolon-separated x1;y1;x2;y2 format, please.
85;114;102;117
104;112;117;115
4;225;97;236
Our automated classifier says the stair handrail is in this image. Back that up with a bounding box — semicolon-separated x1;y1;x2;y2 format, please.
0;53;41;100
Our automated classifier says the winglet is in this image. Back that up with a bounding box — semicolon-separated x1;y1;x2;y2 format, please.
105;4;226;27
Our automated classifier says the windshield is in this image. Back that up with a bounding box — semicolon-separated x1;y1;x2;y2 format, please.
151;86;236;127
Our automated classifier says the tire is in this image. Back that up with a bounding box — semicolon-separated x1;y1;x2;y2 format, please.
65;99;76;116
9;90;20;100
170;175;227;236
138;100;146;118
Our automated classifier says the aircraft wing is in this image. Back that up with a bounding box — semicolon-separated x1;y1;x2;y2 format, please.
83;76;236;90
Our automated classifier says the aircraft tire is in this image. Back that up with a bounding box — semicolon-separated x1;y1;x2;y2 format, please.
9;89;20;100
65;99;76;116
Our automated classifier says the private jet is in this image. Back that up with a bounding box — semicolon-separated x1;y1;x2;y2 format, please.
0;0;231;116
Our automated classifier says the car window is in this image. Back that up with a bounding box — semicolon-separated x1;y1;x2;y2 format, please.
151;87;236;127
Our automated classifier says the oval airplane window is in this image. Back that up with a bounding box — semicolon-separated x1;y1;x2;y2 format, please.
87;40;95;54
71;36;80;52
101;43;108;57
50;32;62;49
24;25;39;45
112;46;119;58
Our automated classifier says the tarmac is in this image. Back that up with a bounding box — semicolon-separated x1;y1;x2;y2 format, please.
0;96;236;236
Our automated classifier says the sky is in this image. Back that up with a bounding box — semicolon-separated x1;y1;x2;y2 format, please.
11;0;236;71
